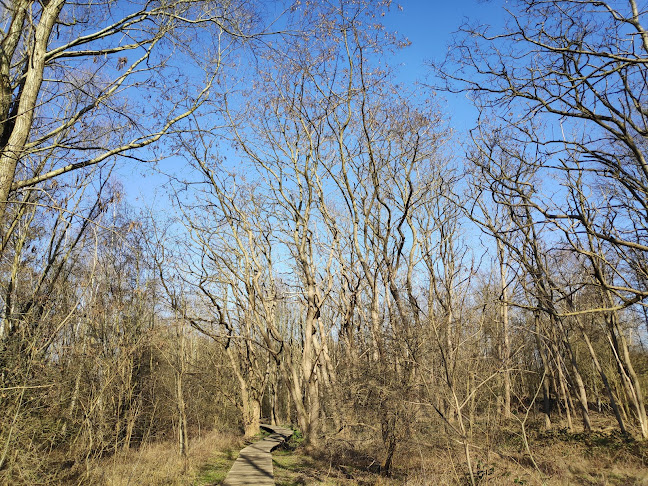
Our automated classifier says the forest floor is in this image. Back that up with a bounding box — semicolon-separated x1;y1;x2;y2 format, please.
78;417;648;485
269;417;648;486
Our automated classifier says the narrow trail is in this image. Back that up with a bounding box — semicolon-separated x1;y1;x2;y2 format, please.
222;424;293;486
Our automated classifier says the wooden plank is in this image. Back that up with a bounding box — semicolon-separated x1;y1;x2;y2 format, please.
222;425;293;486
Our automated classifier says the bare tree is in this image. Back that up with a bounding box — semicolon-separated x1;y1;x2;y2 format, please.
0;0;260;229
437;1;648;434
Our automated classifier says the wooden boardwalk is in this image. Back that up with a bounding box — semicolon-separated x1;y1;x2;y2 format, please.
222;425;293;486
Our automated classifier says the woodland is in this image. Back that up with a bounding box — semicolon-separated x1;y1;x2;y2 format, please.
1;0;648;484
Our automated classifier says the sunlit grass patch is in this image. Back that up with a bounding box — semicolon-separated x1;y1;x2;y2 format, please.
81;430;241;486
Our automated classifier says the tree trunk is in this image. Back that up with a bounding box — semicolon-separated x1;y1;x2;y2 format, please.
608;312;648;438
497;238;512;418
574;315;627;434
176;335;188;458
243;397;261;437
534;315;552;429
0;0;65;225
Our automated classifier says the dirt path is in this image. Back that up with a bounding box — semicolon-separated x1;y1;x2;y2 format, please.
222;425;293;486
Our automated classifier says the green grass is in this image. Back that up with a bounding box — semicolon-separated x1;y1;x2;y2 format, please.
272;450;339;486
193;448;238;485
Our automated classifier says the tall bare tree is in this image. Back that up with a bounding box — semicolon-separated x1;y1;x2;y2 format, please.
439;0;648;437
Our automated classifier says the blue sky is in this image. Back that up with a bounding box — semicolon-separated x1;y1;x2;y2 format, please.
392;0;496;78
119;0;505;208
391;0;505;129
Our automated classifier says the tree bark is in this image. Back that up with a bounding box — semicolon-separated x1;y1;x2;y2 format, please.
0;0;65;225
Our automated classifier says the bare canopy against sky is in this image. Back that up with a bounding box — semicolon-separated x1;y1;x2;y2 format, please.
2;1;648;484
118;0;499;205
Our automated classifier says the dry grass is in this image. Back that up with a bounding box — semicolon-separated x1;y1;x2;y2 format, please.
51;415;648;486
273;446;401;486
76;430;242;486
272;416;648;486
394;419;648;485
